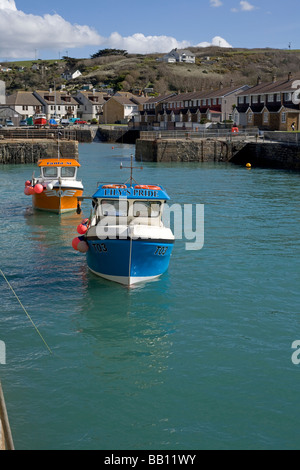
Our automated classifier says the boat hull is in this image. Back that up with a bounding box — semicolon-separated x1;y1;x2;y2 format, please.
32;187;83;213
86;237;174;286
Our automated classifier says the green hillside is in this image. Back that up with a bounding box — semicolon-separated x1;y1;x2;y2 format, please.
1;47;300;95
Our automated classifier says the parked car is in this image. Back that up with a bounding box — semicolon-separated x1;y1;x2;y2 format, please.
5;120;14;127
77;120;87;125
19;120;28;126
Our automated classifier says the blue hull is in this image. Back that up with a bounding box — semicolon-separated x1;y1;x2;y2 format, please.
86;238;174;286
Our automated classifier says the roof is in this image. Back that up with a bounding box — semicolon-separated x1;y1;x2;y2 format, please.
237;74;300;96
6;92;42;106
35;91;78;105
38;159;80;167
164;85;249;103
92;183;170;200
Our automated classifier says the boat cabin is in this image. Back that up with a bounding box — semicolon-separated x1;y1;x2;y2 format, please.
37;159;81;180
90;183;170;227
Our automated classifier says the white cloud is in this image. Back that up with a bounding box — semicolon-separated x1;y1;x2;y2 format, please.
0;1;233;58
196;36;232;48
0;0;102;58
231;1;257;12
240;1;256;10
210;0;223;7
106;32;191;54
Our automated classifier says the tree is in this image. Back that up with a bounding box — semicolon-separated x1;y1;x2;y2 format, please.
90;49;128;59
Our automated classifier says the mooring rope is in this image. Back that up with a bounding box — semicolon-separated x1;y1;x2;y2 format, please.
0;269;52;355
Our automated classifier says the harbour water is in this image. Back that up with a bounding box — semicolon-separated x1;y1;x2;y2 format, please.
0;142;300;450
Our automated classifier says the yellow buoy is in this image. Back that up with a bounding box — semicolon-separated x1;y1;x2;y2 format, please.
246;163;251;168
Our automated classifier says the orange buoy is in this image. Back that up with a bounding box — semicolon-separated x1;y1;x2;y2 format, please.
77;224;88;235
34;184;44;194
72;237;80;251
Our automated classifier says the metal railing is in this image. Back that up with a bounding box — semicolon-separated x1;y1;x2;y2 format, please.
0;382;14;451
139;128;259;141
0;128;77;141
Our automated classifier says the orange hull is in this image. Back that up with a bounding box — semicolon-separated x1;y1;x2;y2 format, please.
32;188;83;213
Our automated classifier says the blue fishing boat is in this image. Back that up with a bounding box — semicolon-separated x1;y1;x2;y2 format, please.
73;156;174;286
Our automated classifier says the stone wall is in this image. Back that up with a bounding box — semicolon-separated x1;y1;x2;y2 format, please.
135;137;300;170
231;142;300;170
0;139;78;164
135;138;241;163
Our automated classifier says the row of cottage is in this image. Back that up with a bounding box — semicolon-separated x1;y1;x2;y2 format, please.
0;73;299;131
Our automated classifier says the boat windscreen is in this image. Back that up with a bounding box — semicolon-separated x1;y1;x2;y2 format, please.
43;167;58;178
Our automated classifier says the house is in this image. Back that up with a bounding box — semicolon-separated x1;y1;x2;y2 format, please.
151;82;250;129
102;93;148;124
61;70;82;81
33;90;79;120
76;90;110;122
0;80;5;105
159;49;196;64
6;91;44;120
234;73;300;130
137;94;177;127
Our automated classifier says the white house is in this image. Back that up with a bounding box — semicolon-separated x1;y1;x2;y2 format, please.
61;70;82;80
6;91;44;119
76;90;109;121
33;90;79;120
159;49;196;64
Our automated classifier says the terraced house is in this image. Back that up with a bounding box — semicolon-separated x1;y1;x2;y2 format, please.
138;83;249;129
33;89;79;121
233;73;300;131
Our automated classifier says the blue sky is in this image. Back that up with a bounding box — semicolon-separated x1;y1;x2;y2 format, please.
0;0;300;60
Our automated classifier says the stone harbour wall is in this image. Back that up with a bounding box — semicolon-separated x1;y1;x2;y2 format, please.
135;138;300;170
135;138;233;163
0;139;79;164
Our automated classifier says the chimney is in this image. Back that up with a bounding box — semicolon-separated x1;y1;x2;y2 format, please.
288;72;292;81
230;79;234;87
272;74;277;83
219;82;223;89
257;76;261;86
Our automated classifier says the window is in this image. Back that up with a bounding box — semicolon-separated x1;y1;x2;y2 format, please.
252;96;258;104
276;94;281;102
248;113;253;123
42;167;58;178
284;93;292;102
268;94;274;103
213;98;217;105
260;95;265;103
61;167;76;178
281;112;286;123
263;112;269;123
133;201;161;218
101;200;128;217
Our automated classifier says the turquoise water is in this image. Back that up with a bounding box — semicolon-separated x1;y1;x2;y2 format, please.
0;142;300;450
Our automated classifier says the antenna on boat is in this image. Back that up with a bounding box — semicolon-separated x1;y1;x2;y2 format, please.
120;154;143;187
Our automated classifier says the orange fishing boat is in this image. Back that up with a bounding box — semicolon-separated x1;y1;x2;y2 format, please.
24;158;84;214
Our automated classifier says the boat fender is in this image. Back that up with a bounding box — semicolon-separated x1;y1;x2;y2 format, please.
134;185;161;191
34;184;44;194
77;223;88;235
77;241;89;253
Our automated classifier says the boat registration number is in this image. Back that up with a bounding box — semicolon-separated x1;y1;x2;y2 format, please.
92;243;108;253
154;246;168;256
